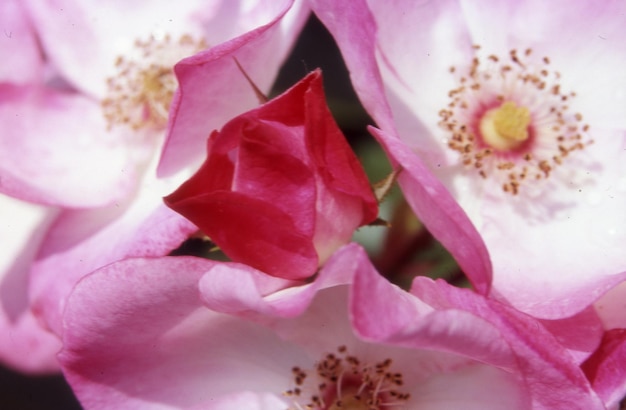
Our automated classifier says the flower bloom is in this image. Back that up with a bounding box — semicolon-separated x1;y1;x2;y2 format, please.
165;71;378;279
310;0;626;319
57;245;604;409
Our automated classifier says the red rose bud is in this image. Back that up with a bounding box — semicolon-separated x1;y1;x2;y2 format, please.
165;70;378;279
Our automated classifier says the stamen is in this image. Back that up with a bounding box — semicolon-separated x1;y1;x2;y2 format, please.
440;46;593;195
284;346;410;410
335;369;345;402
102;34;207;131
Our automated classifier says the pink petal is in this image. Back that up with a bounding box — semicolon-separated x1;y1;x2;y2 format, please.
582;329;626;408
476;129;626;318
538;306;604;364
595;281;626;330
484;154;626;318
26;0;287;97
416;278;606;408
412;364;527;410
30;171;197;335
0;310;61;374
0;196;61;373
59;257;303;409
351;251;605;409
371;127;493;294
351;247;510;365
198;243;360;319
158;0;309;176
0;85;137;207
0;0;42;84
307;0;395;132
198;262;297;316
188;392;287;410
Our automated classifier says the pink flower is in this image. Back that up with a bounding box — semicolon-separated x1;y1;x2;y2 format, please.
310;0;626;319
58;245;604;409
164;71;378;279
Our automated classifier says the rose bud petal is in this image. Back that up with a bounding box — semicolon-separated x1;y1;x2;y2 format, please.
165;70;378;279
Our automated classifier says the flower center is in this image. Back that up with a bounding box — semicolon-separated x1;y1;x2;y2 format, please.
284;346;410;410
102;34;207;131
480;101;530;150
440;46;593;195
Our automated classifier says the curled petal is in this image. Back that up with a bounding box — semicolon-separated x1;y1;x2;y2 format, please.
198;243;360;319
351;250;605;409
158;0;309;176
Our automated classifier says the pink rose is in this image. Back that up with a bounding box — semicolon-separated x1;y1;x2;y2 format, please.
165;71;378;279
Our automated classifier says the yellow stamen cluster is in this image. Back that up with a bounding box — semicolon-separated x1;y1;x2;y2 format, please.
440;46;593;195
102;34;207;131
284;346;410;409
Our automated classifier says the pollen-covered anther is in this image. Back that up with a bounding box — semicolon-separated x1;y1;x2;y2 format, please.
101;34;208;131
439;46;594;195
284;346;410;410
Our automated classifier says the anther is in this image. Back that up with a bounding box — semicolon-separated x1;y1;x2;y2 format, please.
102;34;207;131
